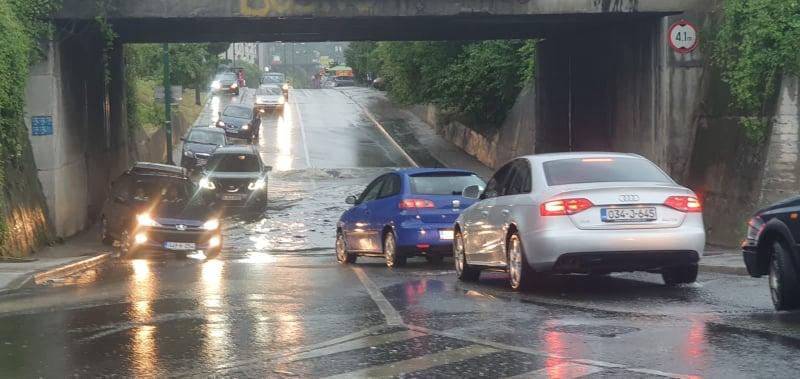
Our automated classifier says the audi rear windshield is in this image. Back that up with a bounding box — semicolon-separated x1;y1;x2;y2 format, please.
410;173;485;195
543;157;672;186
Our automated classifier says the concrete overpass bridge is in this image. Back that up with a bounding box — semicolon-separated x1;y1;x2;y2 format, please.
29;0;708;238
56;0;690;42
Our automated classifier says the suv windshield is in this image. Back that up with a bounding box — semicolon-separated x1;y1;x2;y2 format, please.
223;106;251;119
262;75;284;84
130;177;194;204
410;173;485;195
217;73;236;82
187;129;226;145
208;153;261;172
543;157;672;186
258;87;283;96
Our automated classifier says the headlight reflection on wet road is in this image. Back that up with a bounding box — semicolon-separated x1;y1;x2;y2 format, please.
128;259;159;377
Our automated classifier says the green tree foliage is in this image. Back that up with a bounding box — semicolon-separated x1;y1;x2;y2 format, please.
714;0;800;139
346;40;535;127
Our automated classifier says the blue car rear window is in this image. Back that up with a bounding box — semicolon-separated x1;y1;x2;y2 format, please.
410;174;485;195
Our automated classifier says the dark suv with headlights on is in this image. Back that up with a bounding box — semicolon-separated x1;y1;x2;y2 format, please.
181;126;228;172
217;104;261;143
199;145;272;211
100;162;223;259
742;195;800;310
211;72;240;95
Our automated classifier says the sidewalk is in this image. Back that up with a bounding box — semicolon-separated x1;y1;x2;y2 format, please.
342;86;749;276
0;225;112;293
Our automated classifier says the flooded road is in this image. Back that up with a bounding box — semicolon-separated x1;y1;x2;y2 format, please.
1;88;799;378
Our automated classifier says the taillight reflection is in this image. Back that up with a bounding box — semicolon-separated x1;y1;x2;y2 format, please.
664;196;702;212
540;198;593;216
399;199;436;209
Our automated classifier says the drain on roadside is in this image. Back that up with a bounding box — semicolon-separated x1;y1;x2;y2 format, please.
545;324;640;338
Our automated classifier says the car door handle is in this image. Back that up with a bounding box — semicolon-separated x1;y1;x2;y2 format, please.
501;209;510;215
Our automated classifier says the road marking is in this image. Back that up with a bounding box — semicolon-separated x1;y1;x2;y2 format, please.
321;345;499;379
277;330;425;363
505;363;604;379
338;90;419;167
626;368;695;378
351;266;404;326
292;93;313;168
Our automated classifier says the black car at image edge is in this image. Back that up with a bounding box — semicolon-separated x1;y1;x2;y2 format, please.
742;195;800;310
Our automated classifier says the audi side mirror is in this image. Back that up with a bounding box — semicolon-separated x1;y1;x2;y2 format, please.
345;196;357;205
463;185;482;200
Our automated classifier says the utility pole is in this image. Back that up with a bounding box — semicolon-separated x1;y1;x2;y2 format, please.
163;43;174;165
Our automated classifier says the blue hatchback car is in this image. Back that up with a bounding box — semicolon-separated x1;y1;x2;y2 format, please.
336;168;485;267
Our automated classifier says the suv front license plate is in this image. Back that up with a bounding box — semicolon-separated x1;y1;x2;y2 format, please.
164;242;196;251
601;207;657;222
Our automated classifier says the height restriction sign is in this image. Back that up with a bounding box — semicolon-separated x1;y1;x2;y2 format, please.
669;19;699;53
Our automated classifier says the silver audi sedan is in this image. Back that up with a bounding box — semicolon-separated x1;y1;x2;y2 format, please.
454;152;705;290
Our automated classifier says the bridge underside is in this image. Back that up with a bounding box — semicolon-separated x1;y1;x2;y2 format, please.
63;13;672;43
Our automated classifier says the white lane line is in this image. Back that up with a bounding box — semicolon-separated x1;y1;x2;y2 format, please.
626;368;695;378
338;89;419;167
322;345;499;379
277;330;425;363
505;363;604;379
351;266;404;326
292;93;313;168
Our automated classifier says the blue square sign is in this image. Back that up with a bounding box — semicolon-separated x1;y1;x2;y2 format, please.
31;116;53;136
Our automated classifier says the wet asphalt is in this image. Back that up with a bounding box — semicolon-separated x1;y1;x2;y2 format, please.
1;88;799;378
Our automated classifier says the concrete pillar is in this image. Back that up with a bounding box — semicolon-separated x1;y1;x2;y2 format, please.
759;77;800;206
24;41;89;237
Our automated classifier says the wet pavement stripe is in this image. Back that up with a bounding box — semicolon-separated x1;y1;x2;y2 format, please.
352;266;404;326
321;345;499;379
292;97;312;167
389;349;550;378
625;368;694;378
505;362;604;379
277;330;427;363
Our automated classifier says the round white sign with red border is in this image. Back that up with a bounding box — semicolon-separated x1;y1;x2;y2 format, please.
669;19;699;53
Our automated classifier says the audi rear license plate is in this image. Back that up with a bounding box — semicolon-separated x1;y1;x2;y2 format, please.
439;230;454;240
601;207;657;222
164;242;196;251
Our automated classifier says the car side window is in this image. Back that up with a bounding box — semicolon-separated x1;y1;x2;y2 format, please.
505;160;532;196
484;162;513;199
359;177;385;204
378;174;401;199
112;175;131;201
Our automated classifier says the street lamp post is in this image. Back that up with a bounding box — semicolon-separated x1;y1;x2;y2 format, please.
162;43;174;165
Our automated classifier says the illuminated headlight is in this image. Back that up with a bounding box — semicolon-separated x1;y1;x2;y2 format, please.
137;213;161;227
231;83;239;89
202;219;220;231
248;178;266;190
184;150;194;158
241;124;250;130
216;120;225;127
278;97;285;104
282;84;289;90
199;177;216;190
208;236;221;248
211;81;221;90
134;232;148;244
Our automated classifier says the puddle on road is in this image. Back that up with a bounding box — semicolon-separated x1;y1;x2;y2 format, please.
220;168;393;259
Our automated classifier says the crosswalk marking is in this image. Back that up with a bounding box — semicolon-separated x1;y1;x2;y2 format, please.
505;362;604;379
321;345;499;379
278;330;425;363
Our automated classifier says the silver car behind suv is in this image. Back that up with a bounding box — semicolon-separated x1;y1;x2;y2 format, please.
454;152;705;290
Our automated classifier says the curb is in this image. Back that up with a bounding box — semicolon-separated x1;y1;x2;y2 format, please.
32;253;113;285
699;264;748;276
339;89;420;168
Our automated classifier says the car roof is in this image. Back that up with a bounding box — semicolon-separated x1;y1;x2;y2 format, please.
393;168;477;176
190;126;225;134
129;162;188;178
212;145;258;155
518;152;644;164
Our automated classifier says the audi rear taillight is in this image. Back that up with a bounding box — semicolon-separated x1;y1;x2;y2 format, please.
540;198;593;216
664;196;702;212
399;199;435;209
